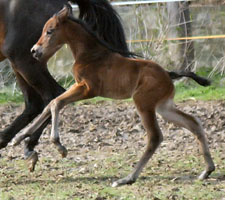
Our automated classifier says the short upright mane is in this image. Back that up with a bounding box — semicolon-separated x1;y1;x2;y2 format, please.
67;15;139;58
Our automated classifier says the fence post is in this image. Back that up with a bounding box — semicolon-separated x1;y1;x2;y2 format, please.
167;1;194;71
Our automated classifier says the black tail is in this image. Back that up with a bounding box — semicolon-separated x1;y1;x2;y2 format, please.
168;71;211;86
69;0;130;56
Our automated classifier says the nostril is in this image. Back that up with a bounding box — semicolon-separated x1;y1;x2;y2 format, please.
31;50;42;60
31;48;36;54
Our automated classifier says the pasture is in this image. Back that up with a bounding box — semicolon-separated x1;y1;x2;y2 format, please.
0;1;225;199
0;100;224;200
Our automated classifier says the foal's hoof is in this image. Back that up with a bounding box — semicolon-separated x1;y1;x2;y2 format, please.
12;135;27;146
57;145;68;158
198;168;215;180
112;175;136;187
27;151;38;172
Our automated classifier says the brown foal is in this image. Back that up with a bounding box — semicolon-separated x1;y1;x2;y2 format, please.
13;6;215;186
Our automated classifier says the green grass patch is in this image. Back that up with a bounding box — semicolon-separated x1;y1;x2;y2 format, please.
174;68;225;101
174;83;225;101
0;91;23;104
0;149;224;200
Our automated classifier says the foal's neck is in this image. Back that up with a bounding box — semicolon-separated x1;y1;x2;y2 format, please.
64;20;110;63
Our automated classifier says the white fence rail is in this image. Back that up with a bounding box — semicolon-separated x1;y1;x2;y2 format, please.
71;0;190;9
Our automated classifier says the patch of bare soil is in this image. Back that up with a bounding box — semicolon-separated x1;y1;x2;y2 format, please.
0;100;224;175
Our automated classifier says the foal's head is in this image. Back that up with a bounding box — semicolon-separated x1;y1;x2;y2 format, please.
31;6;72;61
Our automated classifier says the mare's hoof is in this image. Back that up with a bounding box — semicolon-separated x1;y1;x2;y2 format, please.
0;135;9;149
0;140;8;149
27;151;38;172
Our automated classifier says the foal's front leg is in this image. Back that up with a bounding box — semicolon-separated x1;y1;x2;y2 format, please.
14;82;92;155
49;99;67;158
47;82;93;157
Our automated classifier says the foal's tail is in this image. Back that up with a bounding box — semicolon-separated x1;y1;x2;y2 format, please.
168;71;211;86
69;0;129;54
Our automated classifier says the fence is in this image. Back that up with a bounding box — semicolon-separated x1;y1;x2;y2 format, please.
48;2;225;75
1;1;225;92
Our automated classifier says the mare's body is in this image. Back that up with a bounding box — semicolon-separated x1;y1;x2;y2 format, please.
15;7;215;186
0;0;130;170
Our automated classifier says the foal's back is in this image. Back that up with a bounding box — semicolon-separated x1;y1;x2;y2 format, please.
80;52;174;102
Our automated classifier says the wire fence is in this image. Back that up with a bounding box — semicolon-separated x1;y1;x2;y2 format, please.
0;1;225;93
120;3;225;71
49;2;225;76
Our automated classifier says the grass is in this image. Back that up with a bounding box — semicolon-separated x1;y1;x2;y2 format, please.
0;90;23;104
174;68;225;101
174;82;225;101
0;149;224;200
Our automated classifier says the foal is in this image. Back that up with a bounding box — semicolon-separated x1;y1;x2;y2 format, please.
14;7;215;186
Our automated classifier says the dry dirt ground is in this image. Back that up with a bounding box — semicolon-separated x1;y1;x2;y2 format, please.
0;100;224;199
0;100;224;159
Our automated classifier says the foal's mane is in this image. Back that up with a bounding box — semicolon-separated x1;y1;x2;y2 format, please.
67;16;139;58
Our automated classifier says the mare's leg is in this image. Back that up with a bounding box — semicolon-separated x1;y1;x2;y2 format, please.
16;72;54;171
0;56;64;148
112;100;163;187
0;58;64;170
9;59;64;146
0;70;49;171
16;59;65;170
156;99;215;180
0;71;45;148
14;82;93;155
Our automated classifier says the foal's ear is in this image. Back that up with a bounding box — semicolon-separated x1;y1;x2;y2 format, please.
56;5;72;23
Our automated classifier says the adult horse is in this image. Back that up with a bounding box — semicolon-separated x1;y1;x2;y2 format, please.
0;0;130;170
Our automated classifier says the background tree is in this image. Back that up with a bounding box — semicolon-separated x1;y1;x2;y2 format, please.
167;1;194;71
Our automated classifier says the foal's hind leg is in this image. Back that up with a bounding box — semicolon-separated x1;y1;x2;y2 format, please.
112;106;163;187
157;99;215;180
13;104;52;146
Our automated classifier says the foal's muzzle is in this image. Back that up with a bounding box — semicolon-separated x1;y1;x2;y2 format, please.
31;45;43;60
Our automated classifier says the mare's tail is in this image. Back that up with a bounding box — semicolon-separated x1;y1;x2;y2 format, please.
168;71;211;86
69;0;129;54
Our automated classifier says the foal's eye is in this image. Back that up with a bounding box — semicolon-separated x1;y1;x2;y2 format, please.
46;29;53;35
